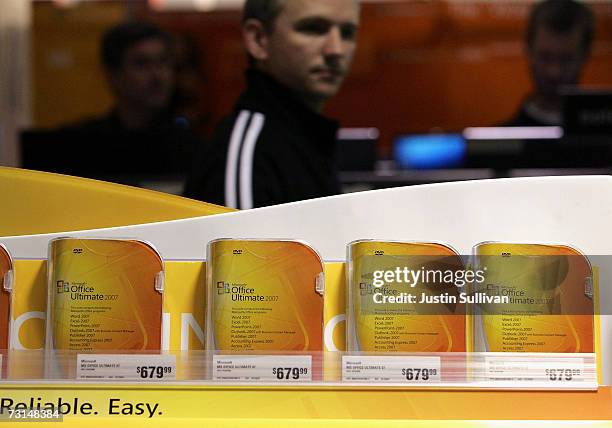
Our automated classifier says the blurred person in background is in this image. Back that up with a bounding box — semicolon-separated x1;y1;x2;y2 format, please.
171;34;209;136
184;0;360;208
99;20;176;133
35;20;199;185
504;0;594;126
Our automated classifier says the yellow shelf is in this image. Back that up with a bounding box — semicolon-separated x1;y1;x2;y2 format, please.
1;384;611;427
0;167;232;236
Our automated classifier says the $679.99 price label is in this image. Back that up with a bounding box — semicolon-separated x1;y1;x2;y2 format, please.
485;356;591;386
343;356;441;383
402;367;438;381
271;367;308;380
213;355;313;382
77;354;177;381
545;368;582;382
136;365;173;379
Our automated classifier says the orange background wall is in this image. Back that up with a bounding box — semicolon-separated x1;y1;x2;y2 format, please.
32;1;612;155
32;2;124;128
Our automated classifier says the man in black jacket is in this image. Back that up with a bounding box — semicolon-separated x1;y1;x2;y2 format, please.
184;0;360;208
31;21;198;186
504;0;594;127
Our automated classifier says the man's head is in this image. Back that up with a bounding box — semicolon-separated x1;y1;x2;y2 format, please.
102;21;175;114
526;0;594;101
242;0;360;111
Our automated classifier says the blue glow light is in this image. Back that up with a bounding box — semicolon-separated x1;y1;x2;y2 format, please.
394;134;466;169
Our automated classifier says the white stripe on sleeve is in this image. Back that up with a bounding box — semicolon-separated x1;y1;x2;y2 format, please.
238;112;265;210
224;110;251;208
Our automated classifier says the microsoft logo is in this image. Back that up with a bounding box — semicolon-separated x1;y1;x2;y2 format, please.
217;282;230;294
56;280;69;293
359;282;374;296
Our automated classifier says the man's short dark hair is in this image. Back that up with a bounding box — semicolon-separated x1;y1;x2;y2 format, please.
101;21;172;70
242;0;287;33
526;0;595;54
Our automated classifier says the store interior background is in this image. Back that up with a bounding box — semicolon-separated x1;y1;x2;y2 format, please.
2;0;612;193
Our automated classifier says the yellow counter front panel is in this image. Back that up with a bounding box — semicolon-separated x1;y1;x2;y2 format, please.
0;384;610;427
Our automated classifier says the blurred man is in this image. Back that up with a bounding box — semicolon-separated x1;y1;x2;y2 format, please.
40;21;197;185
505;0;594;126
184;0;360;208
101;20;176;131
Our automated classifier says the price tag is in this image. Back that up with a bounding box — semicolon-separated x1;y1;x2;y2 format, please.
213;355;312;382
342;356;441;383
485;356;587;383
76;354;176;381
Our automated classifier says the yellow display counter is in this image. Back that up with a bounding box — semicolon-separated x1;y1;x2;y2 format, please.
1;384;612;427
0;167;232;236
1;168;611;427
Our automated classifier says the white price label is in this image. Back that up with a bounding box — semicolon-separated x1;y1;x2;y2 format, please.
485;356;586;383
342;356;441;383
77;354;176;381
213;355;312;382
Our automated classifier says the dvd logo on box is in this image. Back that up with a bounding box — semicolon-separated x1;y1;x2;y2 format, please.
233;249;242;255
72;248;83;254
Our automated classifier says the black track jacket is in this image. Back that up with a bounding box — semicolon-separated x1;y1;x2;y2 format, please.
184;69;341;208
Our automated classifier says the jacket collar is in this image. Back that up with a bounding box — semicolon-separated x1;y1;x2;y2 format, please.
238;69;339;153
